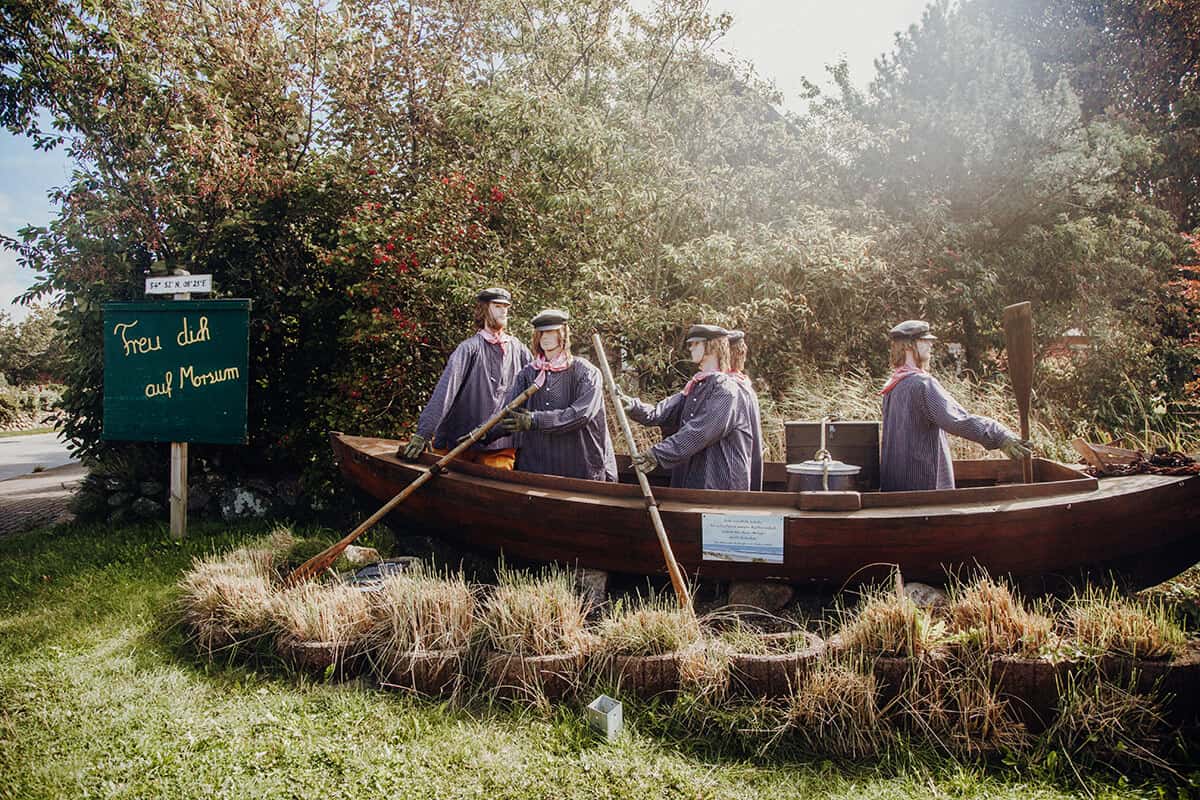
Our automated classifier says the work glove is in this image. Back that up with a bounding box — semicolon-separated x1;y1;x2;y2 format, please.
500;409;534;433
632;451;658;474
999;435;1033;462
399;434;427;461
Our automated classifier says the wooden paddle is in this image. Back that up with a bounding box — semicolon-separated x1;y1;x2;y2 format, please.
1002;301;1034;483
285;383;540;586
592;333;693;611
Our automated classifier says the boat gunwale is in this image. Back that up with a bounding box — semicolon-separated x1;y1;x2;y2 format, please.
333;433;1104;512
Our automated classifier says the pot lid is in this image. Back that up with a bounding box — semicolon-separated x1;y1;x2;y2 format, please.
786;459;861;476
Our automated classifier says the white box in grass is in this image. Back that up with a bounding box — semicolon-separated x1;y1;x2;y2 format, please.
586;694;623;741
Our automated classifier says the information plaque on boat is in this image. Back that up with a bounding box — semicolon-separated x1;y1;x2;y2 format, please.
701;514;784;563
102;300;251;444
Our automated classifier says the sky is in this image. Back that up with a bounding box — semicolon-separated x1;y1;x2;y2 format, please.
0;0;931;323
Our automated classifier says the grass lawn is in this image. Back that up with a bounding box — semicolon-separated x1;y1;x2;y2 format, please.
0;520;1191;800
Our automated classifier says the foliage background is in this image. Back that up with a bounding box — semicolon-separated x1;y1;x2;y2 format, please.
1;0;1197;506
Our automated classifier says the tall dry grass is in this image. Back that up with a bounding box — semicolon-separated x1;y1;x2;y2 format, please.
596;595;702;657
891;653;1030;758
477;565;589;656
1067;586;1187;659
269;582;375;648
176;532;295;653
782;659;886;759
1045;673;1174;776
946;573;1053;656
367;563;475;654
836;574;945;658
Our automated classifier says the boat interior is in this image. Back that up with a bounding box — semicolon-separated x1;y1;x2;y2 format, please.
614;455;1099;511
338;432;1103;514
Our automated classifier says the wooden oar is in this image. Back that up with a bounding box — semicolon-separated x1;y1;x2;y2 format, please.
1002;301;1034;483
286;383;540;586
592;333;693;611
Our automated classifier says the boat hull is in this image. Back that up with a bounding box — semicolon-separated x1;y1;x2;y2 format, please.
332;434;1200;588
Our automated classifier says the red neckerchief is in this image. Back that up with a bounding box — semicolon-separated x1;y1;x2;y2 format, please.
531;351;571;387
726;370;750;387
683;369;718;396
477;328;509;356
880;365;926;395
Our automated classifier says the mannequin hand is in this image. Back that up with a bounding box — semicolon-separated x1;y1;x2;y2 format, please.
500;409;534;433
632;451;658;474
400;434;427;461
999;435;1032;462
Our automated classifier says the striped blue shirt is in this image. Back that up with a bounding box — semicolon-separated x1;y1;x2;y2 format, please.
880;373;1012;491
416;333;532;452
503;357;617;482
730;373;764;490
629;374;754;490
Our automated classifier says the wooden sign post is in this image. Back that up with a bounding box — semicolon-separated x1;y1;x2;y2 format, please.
169;274;196;539
102;288;249;540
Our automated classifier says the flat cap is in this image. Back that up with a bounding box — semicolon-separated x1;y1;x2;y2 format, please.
889;320;937;340
476;287;512;304
531;308;570;331
685;323;730;342
727;329;745;344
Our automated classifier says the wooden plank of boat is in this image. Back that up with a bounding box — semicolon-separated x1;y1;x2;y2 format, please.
331;433;1200;589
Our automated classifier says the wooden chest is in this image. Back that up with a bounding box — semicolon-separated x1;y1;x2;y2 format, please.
784;420;881;492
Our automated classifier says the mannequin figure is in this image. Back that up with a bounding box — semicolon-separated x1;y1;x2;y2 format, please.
625;324;754;490
880;319;1031;491
401;287;532;469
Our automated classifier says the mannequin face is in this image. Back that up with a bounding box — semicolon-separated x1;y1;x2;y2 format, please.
687;339;706;364
539;328;562;355
487;301;510;330
915;339;933;367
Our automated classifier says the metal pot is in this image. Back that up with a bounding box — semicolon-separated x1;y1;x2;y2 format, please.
786;459;862;492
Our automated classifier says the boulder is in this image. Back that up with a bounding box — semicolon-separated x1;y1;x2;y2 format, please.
343;545;382;565
107;491;134;508
904;581;947;609
131;497;163;519
727;581;795;613
576;568;609;613
187;486;211;513
273;479;301;508
218;486;269;520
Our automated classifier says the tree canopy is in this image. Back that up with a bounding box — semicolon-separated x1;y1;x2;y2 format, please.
1;0;1195;493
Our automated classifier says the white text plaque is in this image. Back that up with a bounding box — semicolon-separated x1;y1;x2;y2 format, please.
701;513;784;563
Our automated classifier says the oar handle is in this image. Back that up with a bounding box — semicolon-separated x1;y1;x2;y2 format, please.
592;333;692;610
286;383;539;585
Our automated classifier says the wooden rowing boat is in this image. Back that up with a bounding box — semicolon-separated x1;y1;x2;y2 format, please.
331;433;1200;589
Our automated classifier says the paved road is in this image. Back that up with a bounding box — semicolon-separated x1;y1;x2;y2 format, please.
0;432;80;482
0;462;84;535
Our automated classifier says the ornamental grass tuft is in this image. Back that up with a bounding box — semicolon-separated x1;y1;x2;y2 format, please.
477;565;588;656
269;582;374;648
783;659;885;759
837;573;945;657
945;572;1052;656
1067;585;1187;660
596;595;702;657
368;562;475;654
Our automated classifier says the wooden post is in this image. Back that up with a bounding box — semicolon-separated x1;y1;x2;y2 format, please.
170;273;191;540
170;441;188;540
592;333;693;611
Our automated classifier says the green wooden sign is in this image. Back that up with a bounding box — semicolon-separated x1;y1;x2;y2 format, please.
103;300;251;444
